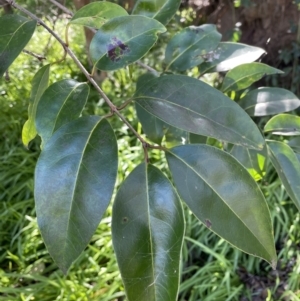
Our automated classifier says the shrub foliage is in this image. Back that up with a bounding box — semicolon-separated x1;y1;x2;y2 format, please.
1;1;300;300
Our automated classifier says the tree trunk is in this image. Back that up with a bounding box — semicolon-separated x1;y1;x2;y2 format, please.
188;0;300;65
188;0;300;92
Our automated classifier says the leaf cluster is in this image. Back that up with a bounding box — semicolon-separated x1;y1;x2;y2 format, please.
1;1;300;300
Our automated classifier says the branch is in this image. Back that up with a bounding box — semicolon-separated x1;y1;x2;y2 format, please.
23;49;46;61
48;0;73;15
6;0;157;152
136;61;160;77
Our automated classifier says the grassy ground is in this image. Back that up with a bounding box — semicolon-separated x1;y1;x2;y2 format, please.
1;10;300;301
1;96;300;301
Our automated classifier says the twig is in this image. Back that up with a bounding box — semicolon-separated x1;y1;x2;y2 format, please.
5;70;10;81
136;61;160;76
6;0;163;156
48;0;97;33
48;0;73;15
117;98;133;110
143;142;150;163
23;49;46;61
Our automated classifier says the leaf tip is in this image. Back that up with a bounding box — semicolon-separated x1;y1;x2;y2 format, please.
60;265;70;276
271;259;277;271
54;257;72;275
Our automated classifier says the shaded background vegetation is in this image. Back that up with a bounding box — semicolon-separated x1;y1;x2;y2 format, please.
0;0;300;300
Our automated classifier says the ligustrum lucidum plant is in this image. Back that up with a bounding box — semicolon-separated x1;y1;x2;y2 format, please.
2;1;300;300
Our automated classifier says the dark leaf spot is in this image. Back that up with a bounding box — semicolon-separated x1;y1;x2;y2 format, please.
205;219;212;228
107;37;130;62
122;217;128;224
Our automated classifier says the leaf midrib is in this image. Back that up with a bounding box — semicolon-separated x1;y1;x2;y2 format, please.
62;118;101;261
152;0;169;19
244;98;300;112
134;95;260;149
268;142;300;211
71;4;128;24
145;165;156;299
223;64;282;92
166;28;217;70
168;149;270;258
30;66;50;119
0;19;33;58
51;82;86;136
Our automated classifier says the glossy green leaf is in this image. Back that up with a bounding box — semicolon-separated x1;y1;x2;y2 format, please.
134;74;265;150
35;79;89;147
166;145;277;267
288;137;300;153
239;87;300;116
136;73;165;144
230;144;268;181
22;64;50;148
90;16;166;71
268;141;300;212
164;24;221;72
222;63;283;92
112;163;184;301
69;2;128;28
264;114;300;136
132;0;181;25
0;15;36;77
198;42;265;74
35;116;118;273
136;73;189;146
136;103;165;144
136;103;189;147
